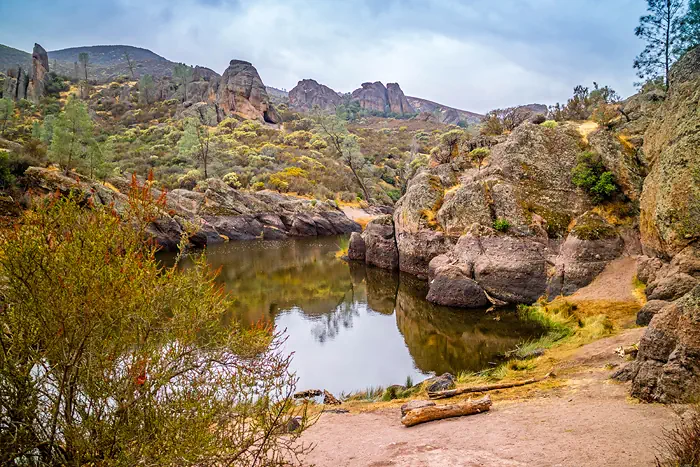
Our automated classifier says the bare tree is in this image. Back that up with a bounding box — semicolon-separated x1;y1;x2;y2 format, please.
78;52;89;81
123;50;136;79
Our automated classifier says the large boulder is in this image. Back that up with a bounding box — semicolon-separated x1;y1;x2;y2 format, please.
629;285;700;403
362;215;399;270
288;79;341;112
636;300;672;326
216;60;278;123
351;81;389;113
426;258;489;308
347;232;366;261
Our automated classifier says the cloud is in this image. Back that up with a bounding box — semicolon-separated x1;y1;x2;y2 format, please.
0;0;648;113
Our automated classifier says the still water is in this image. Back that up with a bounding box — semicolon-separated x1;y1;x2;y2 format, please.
172;236;543;395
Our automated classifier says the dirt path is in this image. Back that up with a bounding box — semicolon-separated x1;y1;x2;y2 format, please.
569;256;640;302
301;329;675;466
300;258;677;466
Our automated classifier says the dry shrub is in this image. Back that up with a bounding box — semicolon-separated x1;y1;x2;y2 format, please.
656;408;700;467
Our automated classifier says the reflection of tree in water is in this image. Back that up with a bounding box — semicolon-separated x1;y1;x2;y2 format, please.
310;297;360;344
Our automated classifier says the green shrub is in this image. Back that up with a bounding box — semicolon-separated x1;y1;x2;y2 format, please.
571;151;618;204
493;218;511;232
222;171;242;189
387;189;401;202
541;120;558;129
0;193;309;465
252;181;265;191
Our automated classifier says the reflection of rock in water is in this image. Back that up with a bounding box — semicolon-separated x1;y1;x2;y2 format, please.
365;267;399;315
395;274;543;375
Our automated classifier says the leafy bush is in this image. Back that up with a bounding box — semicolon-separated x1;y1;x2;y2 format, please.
493;218;511;232
177;169;202;189
541;120;558;129
571;151;618;203
387;189;401;202
252;181;265;191
222;171;242;189
0;191;310;465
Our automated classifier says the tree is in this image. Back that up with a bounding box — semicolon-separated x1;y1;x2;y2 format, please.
49;96;94;174
0;186;311;466
314;112;372;202
179;117;213;178
139;74;155;105
0;98;14;137
123;50;136;79
680;0;700;52
173;63;194;102
78;52;89;81
634;0;686;89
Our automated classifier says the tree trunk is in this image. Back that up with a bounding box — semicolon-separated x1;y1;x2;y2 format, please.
428;373;553;400
401;395;492;427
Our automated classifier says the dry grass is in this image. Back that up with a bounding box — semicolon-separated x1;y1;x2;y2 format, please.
655;407;700;467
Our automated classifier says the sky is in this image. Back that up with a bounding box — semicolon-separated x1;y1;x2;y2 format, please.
0;0;649;114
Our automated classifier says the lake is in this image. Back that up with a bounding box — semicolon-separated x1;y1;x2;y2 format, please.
170;235;544;396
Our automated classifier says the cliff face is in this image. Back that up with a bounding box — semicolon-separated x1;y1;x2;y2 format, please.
26;43;49;103
351;81;414;115
616;47;700;404
216;60;280;123
288;79;341;112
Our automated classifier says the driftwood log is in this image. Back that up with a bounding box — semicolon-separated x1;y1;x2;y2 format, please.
401;395;492;427
428;372;554;400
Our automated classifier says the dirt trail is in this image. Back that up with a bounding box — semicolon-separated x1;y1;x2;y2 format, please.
301;257;677;466
302;329;674;466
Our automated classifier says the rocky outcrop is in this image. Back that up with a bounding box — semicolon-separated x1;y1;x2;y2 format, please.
618;49;700;403
2;66;27;101
386;83;413;115
624;285;700;403
351;81;414;115
406;96;483;125
348;215;400;270
23;167;361;251
26;43;49;103
288;79;341;112
638;47;700;258
216;59;280;124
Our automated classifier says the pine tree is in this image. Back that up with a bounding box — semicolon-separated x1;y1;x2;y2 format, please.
680;0;700;52
49;96;94;174
634;0;686;89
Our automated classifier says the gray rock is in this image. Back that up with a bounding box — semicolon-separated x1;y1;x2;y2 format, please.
424;373;455;392
637;256;665;284
636;300;672;326
426;263;489;308
631;285;700;403
647;273;698;301
363;215;399;270
348;232;366;261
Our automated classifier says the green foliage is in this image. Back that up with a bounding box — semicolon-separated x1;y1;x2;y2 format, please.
387;189;401;202
0;193;310;465
139;74;155;105
0;151;14;188
634;0;685;88
680;0;700;53
49;96;95;174
571;151;619;203
469;147;490;169
222;171;242;189
493;218;511;232
540;120;558;128
173;63;194;101
0;98;14;137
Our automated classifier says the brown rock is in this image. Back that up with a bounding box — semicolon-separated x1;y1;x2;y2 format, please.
27;43;49;103
386;83;414;115
216;59;278;123
362;215;399;270
347;231;366;261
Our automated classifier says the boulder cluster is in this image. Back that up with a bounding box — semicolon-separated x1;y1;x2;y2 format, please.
22;167;360;250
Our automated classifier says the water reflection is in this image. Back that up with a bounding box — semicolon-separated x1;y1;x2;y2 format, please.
168;236;543;394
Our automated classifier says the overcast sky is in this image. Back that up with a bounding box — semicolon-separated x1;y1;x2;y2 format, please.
0;0;649;113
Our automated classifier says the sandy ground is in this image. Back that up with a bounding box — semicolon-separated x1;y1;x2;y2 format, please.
300;256;679;466
340;206;376;223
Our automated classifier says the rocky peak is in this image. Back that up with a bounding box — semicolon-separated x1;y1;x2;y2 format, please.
27;43;49;103
216;59;279;124
386;82;414;114
288;78;341;112
192;65;219;82
351;81;414;115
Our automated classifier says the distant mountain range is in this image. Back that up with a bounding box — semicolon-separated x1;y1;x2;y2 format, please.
0;42;486;122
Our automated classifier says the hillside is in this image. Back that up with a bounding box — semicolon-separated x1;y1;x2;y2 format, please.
0;44;31;72
48;45;175;81
406;95;483;125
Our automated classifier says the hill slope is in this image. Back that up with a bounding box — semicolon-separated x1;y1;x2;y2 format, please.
0;44;31;73
406;96;483;125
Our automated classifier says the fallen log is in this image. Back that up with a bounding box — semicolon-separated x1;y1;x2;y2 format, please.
428;372;554;400
401;395;492;427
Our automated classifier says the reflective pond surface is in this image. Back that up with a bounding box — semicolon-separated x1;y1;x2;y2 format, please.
170;236;544;395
